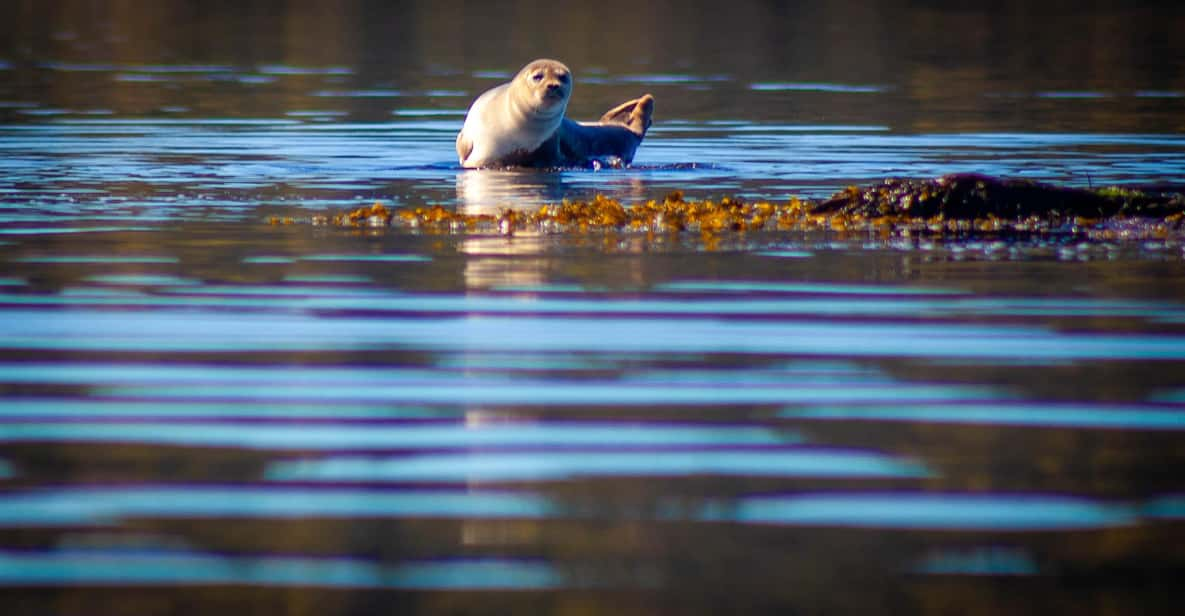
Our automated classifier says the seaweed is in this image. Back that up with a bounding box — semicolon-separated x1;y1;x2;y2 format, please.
301;174;1185;238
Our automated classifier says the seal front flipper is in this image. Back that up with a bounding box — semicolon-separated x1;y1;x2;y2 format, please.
520;130;565;168
456;132;474;166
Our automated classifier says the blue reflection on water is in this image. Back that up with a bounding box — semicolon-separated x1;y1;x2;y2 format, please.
0;360;999;406
300;254;432;262
1144;495;1185;519
266;449;930;482
3;309;1183;360
0;487;553;525
781;403;1185;431
731;493;1137;530
0;486;1148;532
749;82;887;93
3;120;1183;210
0;551;561;589
914;547;1040;576
256;64;353;75
0;399;447;420
94;382;996;406
0;226;156;235
84;274;202;286
1152;390;1185;403
657;281;965;296
282;274;373;284
0;422;794;450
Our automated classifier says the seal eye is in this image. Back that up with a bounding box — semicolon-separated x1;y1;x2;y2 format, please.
532;73;543;82
558;73;569;83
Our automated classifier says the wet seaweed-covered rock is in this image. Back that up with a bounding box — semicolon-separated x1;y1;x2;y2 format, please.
814;173;1185;221
304;174;1184;238
317;192;810;235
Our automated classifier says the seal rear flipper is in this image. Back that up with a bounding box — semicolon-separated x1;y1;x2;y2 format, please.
598;94;655;138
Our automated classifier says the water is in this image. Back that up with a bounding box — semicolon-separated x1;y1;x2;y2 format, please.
2;1;1185;614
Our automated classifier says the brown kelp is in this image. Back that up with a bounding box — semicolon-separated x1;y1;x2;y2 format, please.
294;174;1184;237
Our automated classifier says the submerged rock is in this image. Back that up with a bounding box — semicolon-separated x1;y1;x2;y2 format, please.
814;173;1185;221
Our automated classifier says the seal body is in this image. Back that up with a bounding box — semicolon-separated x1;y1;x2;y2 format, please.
457;59;654;169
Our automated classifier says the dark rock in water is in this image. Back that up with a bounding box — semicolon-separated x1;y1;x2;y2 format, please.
814;173;1185;221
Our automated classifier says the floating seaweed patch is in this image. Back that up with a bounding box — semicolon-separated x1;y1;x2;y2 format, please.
299;174;1185;239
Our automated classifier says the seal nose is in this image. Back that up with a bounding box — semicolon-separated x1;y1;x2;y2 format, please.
543;82;565;100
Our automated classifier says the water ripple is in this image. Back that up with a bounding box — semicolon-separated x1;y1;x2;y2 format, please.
0;551;561;590
266;449;930;482
0;421;795;451
781;403;1185;431
730;493;1138;530
2;309;1182;360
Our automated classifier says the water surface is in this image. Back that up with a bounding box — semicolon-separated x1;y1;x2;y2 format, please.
2;2;1185;615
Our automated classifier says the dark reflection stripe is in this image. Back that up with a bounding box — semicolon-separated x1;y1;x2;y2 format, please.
0;551;561;589
14;256;180;264
5;291;1183;321
97;382;996;406
913;547;1039;576
1152;389;1185;403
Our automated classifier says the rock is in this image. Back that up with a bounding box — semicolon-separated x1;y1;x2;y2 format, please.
813;173;1185;221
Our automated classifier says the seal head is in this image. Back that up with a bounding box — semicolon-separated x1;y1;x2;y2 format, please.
511;58;572;119
457;59;572;168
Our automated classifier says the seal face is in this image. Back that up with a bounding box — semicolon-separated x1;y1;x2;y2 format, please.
457;59;654;169
457;59;572;168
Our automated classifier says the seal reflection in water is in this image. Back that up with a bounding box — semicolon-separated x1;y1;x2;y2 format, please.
457;59;654;169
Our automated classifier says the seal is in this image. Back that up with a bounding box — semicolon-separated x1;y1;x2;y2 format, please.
456;59;654;169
